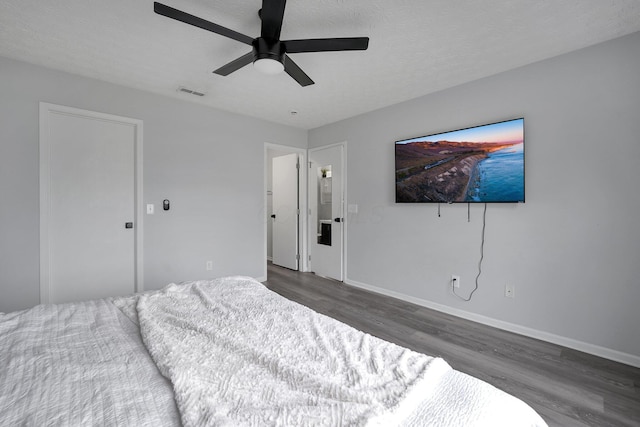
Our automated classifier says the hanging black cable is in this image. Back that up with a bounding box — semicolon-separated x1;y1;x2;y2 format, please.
453;203;487;301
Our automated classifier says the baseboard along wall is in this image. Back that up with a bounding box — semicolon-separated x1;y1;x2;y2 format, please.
344;277;640;369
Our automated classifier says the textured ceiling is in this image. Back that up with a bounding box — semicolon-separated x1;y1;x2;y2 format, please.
1;0;639;129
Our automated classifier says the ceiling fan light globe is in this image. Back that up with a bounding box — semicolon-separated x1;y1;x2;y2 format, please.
253;58;284;74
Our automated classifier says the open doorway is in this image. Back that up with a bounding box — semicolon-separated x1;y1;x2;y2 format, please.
308;143;345;281
265;144;307;278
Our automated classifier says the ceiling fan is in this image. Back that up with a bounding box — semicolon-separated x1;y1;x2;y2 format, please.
154;1;369;87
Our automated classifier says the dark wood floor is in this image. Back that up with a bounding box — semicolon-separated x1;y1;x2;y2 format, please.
263;263;640;427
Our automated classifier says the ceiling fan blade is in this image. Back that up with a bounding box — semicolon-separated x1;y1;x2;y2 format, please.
260;0;286;41
213;51;255;76
283;54;314;87
154;2;254;46
284;37;369;53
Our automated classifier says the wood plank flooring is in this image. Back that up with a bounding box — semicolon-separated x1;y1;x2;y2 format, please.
263;263;640;427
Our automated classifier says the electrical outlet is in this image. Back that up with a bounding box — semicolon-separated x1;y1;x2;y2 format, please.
505;284;515;298
451;275;460;288
206;261;213;271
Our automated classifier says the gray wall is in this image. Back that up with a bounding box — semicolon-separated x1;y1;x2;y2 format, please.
2;32;639;365
309;32;640;364
0;56;306;313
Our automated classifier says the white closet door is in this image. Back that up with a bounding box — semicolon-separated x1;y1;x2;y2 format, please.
40;104;142;304
272;153;299;270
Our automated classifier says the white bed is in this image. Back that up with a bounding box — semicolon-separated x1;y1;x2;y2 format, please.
0;276;547;426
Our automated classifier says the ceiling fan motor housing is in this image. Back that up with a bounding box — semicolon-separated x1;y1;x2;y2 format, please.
253;38;284;64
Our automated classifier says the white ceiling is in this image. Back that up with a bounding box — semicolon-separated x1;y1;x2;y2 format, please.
1;1;639;130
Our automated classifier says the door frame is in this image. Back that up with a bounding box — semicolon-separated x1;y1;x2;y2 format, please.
271;153;299;271
263;143;308;279
39;102;144;303
308;141;347;281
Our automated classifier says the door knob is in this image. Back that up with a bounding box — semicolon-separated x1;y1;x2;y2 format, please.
271;214;276;219
334;217;342;223
125;222;133;229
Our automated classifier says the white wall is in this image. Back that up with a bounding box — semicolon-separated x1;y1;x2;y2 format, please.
0;56;306;313
309;32;640;365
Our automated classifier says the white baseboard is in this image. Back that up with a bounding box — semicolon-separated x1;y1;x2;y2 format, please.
344;277;640;369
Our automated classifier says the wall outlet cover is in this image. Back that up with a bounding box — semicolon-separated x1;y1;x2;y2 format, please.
452;275;461;288
505;284;515;298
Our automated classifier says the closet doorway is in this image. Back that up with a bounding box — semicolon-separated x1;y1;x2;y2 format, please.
266;144;307;275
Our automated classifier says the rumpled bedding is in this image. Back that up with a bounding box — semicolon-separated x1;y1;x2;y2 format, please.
0;298;179;426
1;276;548;427
133;277;445;426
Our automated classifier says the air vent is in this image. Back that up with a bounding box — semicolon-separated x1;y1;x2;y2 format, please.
178;87;205;97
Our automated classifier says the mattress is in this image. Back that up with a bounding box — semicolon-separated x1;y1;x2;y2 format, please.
0;276;547;426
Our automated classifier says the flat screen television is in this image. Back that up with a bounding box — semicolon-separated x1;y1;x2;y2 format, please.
395;118;524;203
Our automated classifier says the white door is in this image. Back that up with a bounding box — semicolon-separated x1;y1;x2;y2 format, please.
309;144;344;281
40;103;142;304
272;153;299;270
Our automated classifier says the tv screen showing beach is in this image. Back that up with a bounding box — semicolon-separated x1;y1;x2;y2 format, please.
395;118;524;203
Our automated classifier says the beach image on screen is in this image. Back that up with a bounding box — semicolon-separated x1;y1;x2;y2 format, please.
395;118;524;203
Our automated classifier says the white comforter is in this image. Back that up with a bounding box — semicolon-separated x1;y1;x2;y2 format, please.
0;277;547;427
135;277;447;426
0;298;180;426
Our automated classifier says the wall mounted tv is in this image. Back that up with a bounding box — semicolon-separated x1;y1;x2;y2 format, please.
395;118;524;203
